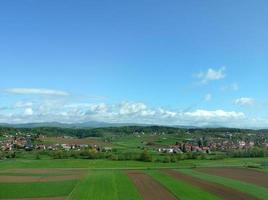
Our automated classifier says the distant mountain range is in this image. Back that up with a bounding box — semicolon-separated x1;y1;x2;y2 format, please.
0;121;151;129
0;121;198;129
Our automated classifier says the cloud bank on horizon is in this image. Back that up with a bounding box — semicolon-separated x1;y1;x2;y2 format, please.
0;67;265;128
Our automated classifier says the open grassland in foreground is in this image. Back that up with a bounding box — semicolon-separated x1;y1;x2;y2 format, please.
1;160;268;200
70;171;142;200
0;180;77;199
0;169;86;199
0;157;267;169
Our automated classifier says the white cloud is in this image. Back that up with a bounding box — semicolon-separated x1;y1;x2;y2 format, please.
4;88;69;96
196;67;226;84
118;102;147;115
0;99;253;128
185;109;245;119
234;97;255;106
221;83;239;91
24;108;33;116
15;101;33;108
204;93;212;102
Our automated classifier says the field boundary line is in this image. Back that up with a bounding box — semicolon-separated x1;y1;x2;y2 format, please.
66;173;88;200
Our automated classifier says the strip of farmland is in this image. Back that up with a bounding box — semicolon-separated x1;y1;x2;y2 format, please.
4;197;67;200
178;169;268;200
70;171;142;200
196;167;268;188
164;169;258;200
0;180;77;199
146;170;219;200
2;168;87;174
127;171;178;200
0;174;83;183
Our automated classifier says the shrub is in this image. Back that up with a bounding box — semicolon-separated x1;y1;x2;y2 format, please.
170;155;176;163
176;153;184;161
0;151;5;159
52;150;65;159
139;150;153;162
79;149;98;159
109;154;119;161
163;156;171;163
35;153;41;160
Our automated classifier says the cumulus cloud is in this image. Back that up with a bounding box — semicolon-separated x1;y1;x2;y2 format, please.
118;102;147;115
234;97;255;106
0;99;252;128
204;94;212;102
15;101;33;108
221;83;239;91
185;109;245;119
24;108;33;115
4;88;69;96
196;67;226;84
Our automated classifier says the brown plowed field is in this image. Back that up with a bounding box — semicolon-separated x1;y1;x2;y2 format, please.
0;174;83;183
127;171;178;200
164;170;258;200
196;167;268;188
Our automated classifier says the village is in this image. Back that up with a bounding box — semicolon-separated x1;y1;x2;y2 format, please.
133;131;268;155
1;130;268;158
0;133;112;153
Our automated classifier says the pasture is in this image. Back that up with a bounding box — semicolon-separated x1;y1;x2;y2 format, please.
0;158;268;200
70;171;142;200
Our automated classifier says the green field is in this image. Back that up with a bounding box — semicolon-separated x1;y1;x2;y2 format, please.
1;157;268;199
0;157;267;169
146;170;220;200
70;171;142;200
0;180;77;199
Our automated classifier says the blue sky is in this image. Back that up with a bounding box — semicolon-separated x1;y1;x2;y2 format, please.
0;0;268;127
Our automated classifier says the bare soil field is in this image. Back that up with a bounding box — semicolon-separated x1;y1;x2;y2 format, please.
127;171;177;200
196;167;268;188
164;169;258;200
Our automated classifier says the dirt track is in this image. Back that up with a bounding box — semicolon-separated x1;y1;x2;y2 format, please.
127;171;178;200
196;167;268;188
164;169;258;200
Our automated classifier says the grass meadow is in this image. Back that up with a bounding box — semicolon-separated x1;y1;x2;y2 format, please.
70;171;142;200
0;180;77;199
0;157;268;199
0;157;267;170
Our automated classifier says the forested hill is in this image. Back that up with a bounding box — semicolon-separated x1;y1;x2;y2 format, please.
0;125;267;138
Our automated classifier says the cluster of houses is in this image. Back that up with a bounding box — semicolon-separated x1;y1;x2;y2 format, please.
0;134;34;151
0;134;112;152
158;143;211;154
157;138;268;154
132;130;268;154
